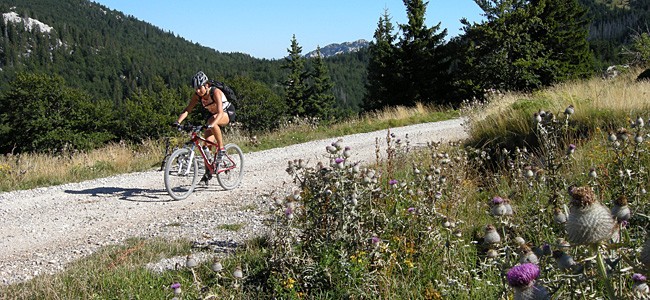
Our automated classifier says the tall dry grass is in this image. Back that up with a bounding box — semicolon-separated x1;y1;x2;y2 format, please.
464;68;650;149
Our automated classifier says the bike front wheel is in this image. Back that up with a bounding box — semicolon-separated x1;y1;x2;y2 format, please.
164;147;199;200
216;143;244;190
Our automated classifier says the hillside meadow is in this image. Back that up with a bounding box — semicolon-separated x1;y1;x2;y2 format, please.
4;69;650;299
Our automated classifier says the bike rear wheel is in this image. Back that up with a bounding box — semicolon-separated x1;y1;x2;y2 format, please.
216;143;244;190
164;147;199;200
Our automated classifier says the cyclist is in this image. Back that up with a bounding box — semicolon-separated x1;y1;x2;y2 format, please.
174;71;231;180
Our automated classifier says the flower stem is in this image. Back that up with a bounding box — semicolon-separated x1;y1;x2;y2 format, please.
593;245;616;299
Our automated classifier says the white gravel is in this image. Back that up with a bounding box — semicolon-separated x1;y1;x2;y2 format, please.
0;119;467;285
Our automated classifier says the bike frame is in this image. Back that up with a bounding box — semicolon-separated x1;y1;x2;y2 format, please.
185;127;237;175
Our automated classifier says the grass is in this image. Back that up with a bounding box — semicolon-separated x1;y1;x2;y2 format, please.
4;69;650;299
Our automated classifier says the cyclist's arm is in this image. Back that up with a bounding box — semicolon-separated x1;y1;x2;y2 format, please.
177;94;199;124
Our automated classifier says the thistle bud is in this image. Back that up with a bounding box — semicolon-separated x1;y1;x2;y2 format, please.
185;254;197;269
483;224;501;245
640;237;650;270
565;105;575;115
636;116;645;128
611;195;631;222
566;186;615;245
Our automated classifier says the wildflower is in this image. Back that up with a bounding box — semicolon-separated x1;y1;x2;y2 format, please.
542;243;552;256
504;198;514;216
564;105;575;115
633;273;649;296
608;132;617;142
332;139;343;150
588;168;597;179
525;167;535;178
636;134;644;144
518;245;539;265
335;157;344;164
553;207;567;224
171;282;182;295
185;254;197;269
636;116;645;128
284;207;294;219
567;144;576;155
407;207;416;214
514;236;526;245
483;224;501;245
343;149;352;158
617;128;630;141
211;258;223;272
326;145;337;154
611;195;631;222
371;236;381;245
553;250;578;272
233;265;243;279
486;249;499;258
506;263;550;300
491;197;507;217
641;237;650;269
566;186;615;245
389;179;398;186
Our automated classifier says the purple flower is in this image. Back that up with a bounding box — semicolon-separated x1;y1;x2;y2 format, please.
407;207;415;213
491;196;504;205
507;263;540;288
171;282;181;289
389;179;398;185
567;144;576;155
371;236;380;244
335;157;345;164
284;207;293;216
345;146;351;151
634;273;647;283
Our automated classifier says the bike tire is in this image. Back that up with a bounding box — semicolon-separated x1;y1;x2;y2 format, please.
164;147;199;200
216;143;244;190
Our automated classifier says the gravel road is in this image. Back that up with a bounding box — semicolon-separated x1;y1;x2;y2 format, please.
0;119;467;285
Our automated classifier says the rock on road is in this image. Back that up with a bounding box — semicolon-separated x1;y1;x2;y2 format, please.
0;118;467;284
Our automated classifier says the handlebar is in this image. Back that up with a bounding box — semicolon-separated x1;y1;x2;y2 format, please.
173;123;213;133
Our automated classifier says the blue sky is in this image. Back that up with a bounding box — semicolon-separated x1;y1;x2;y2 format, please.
92;0;485;60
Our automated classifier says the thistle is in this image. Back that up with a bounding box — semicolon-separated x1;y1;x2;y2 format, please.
566;186;615;245
519;245;539;265
633;273;649;296
641;237;650;270
506;263;550;300
610;195;631;222
483;224;501;245
490;196;507;216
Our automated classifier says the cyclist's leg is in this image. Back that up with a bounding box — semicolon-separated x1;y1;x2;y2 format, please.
206;113;230;150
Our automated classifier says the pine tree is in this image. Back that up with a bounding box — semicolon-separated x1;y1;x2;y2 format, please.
364;9;399;111
459;0;593;92
305;47;336;120
282;34;308;117
398;0;449;106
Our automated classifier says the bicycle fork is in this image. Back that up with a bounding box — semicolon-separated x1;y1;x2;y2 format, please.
179;145;197;176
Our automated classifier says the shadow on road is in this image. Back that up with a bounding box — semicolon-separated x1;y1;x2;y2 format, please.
64;184;223;202
64;186;173;202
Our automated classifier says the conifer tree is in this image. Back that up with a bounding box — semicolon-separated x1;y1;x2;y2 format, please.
398;0;449;106
458;0;593;93
282;34;308;117
305;47;336;120
364;9;399;111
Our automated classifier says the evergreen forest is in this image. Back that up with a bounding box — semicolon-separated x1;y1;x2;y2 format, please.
0;0;649;153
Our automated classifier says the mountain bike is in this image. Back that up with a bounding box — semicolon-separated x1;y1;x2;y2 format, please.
164;124;244;200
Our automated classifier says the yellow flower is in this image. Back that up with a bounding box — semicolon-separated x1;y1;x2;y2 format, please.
284;277;296;289
404;259;414;268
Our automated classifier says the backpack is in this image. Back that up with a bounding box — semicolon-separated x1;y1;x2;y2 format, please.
209;80;238;102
